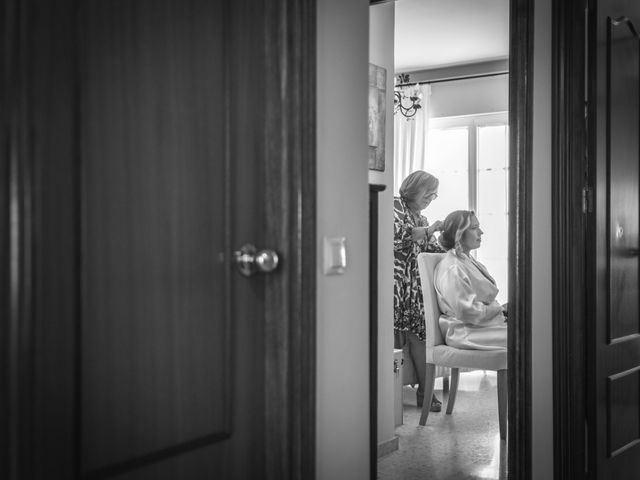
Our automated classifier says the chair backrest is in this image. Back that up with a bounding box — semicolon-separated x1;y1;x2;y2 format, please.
417;252;446;348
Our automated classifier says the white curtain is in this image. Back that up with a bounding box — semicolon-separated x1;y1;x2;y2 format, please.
393;83;431;195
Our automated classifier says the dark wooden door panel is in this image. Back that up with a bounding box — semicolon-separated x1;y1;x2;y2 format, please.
77;0;264;477
607;367;640;456
607;16;640;343
7;0;314;477
593;1;640;477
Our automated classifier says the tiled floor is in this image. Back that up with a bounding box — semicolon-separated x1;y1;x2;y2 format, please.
378;370;507;480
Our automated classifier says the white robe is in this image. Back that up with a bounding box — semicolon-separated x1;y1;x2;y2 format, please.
434;250;507;351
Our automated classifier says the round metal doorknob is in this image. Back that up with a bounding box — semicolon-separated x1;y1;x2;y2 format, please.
254;249;279;272
233;244;279;277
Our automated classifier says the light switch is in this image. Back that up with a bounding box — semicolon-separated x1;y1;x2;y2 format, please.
323;236;347;275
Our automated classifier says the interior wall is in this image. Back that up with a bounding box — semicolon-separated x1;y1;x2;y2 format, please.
368;2;396;451
316;0;371;478
429;74;509;118
531;0;554;477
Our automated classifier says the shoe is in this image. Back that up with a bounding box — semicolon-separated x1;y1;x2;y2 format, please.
418;393;442;411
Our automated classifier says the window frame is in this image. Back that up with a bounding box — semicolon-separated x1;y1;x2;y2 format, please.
427;111;510;302
428;111;509;214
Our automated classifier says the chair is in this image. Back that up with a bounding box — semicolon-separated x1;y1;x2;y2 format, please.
417;252;507;440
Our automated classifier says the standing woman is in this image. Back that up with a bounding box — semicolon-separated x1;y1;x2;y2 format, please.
394;170;444;411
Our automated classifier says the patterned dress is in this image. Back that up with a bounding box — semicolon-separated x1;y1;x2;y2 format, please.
393;196;444;341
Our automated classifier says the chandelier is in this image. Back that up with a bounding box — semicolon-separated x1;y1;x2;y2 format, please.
394;73;422;119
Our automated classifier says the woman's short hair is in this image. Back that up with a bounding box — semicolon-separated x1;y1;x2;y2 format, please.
439;210;475;254
399;171;439;203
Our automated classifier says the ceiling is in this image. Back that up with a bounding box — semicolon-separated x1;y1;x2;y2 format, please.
394;0;509;73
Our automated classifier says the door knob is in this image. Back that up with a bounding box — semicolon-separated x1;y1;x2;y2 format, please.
233;244;279;277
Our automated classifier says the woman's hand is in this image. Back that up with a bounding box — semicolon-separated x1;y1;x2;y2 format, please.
410;226;428;242
411;220;443;242
426;220;443;237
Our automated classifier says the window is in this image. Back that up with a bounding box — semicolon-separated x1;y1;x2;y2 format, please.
426;113;509;303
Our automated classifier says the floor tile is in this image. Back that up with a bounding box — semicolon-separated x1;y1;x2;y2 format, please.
378;370;507;480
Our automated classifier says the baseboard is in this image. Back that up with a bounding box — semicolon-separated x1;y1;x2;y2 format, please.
377;435;399;458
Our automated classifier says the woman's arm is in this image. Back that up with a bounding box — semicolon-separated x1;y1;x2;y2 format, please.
422;217;445;253
437;264;504;326
393;199;417;252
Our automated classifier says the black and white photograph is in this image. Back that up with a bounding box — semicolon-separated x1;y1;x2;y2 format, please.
2;0;639;479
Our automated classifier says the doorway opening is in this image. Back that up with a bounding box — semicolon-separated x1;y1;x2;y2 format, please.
369;0;532;478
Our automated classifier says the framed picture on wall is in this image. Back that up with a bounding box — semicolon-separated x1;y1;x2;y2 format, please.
368;63;386;171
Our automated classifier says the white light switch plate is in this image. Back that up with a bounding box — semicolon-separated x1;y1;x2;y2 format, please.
323;236;347;275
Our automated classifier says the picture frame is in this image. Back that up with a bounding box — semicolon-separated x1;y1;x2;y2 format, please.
368;63;386;171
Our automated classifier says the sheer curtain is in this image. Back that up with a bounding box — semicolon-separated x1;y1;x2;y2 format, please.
393;83;431;195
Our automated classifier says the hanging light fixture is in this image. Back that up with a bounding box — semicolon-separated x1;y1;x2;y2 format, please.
394;73;422;119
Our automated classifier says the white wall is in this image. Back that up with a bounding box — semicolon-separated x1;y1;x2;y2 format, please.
368;2;396;451
317;0;371;478
531;0;554;477
429;74;509;118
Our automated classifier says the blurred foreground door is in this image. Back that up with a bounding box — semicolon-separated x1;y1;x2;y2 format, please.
3;0;315;478
77;2;263;477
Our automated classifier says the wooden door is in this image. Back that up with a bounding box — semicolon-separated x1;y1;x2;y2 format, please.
79;1;263;478
589;0;640;477
2;0;315;478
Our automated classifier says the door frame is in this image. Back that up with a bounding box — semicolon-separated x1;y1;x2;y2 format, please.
263;1;317;478
2;0;35;477
1;0;316;478
508;0;534;477
551;0;590;477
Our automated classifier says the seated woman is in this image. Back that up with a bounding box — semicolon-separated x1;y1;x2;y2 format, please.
434;210;507;351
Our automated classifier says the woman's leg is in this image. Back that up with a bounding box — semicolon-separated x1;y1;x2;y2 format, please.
408;333;441;411
407;333;425;405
